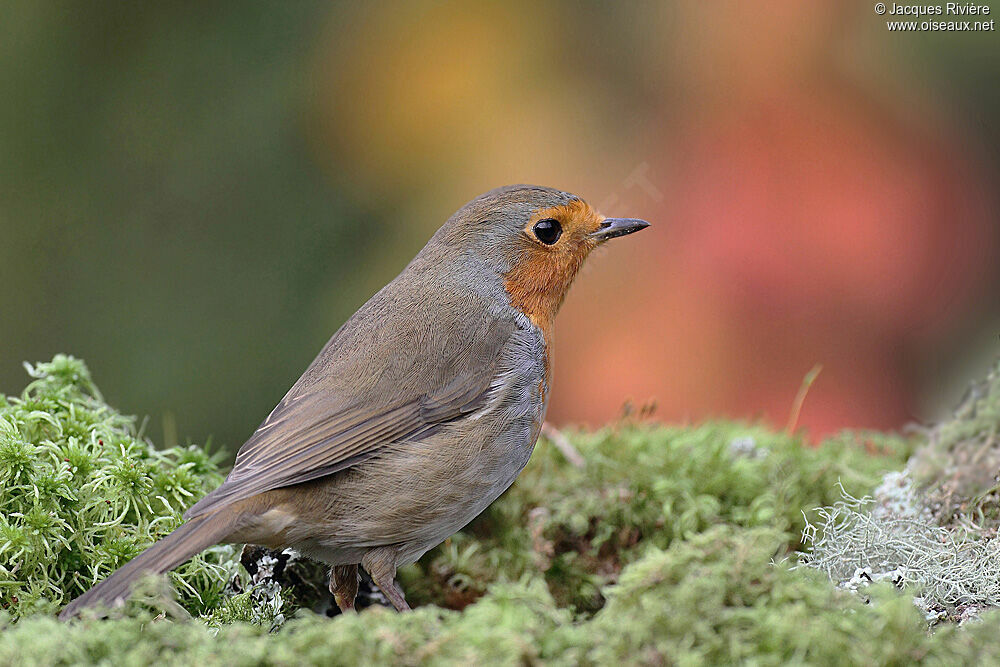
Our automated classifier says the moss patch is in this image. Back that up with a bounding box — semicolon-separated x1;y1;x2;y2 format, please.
400;423;912;614
910;359;1000;529
9;529;1000;665
0;356;237;618
9;355;1000;664
802;360;1000;620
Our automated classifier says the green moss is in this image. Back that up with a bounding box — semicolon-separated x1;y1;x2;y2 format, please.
801;359;1000;616
8;529;1000;665
0;356;237;618
909;359;1000;527
10;355;1000;664
401;423;914;613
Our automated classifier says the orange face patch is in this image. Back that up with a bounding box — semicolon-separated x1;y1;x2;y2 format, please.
503;199;605;343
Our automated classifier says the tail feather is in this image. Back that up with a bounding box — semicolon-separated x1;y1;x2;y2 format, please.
59;512;240;620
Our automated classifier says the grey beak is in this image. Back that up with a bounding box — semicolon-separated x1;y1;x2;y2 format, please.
589;217;650;242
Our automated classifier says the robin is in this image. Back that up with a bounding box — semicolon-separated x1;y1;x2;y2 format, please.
59;185;649;618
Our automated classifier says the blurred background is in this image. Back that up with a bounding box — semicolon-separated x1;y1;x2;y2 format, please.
1;2;997;452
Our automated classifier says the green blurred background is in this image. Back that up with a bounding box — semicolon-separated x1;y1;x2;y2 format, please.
2;2;998;453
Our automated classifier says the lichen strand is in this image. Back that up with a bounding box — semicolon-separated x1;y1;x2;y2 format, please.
802;359;1000;622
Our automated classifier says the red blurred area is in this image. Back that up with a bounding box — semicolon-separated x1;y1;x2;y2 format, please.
554;96;995;438
551;4;998;438
310;2;999;439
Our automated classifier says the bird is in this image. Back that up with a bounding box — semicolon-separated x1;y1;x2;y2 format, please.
59;184;649;619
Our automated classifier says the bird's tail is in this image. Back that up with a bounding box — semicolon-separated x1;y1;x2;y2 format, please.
58;511;241;620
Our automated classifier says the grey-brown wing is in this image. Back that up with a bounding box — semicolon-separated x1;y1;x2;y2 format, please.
183;315;516;519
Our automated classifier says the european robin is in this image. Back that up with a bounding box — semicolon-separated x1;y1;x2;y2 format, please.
60;185;649;618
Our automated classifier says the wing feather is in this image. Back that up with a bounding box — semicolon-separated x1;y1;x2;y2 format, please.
184;309;517;519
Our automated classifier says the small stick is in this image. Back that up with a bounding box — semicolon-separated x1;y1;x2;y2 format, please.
541;422;585;468
786;364;823;435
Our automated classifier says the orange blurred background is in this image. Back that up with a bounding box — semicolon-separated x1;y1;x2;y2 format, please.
309;2;998;438
1;2;997;447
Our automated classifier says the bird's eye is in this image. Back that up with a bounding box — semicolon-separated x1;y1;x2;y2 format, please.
532;219;562;245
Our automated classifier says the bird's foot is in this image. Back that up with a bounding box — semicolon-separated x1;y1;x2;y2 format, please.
361;548;411;612
329;563;359;613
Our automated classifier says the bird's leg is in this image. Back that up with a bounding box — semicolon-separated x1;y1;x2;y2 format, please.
361;548;411;612
329;564;359;613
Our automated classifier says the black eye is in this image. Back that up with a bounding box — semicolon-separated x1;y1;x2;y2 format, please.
532;218;562;245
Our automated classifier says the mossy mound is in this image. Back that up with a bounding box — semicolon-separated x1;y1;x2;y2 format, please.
802;359;1000;620
8;528;1000;664
910;359;1000;529
6;355;1000;664
0;356;237;619
400;422;912;615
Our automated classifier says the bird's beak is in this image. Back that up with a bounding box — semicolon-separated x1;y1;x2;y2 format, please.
589;217;650;242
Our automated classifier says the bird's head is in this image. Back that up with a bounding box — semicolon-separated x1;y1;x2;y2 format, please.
431;185;649;336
